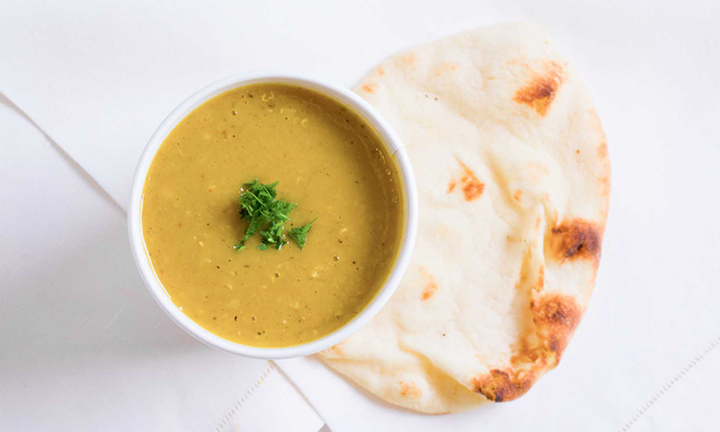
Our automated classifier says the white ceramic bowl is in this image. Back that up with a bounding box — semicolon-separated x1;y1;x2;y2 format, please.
128;72;418;359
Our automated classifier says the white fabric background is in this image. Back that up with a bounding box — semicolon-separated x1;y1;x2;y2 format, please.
1;1;719;431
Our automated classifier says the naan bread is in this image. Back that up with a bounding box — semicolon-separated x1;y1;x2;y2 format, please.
318;23;611;413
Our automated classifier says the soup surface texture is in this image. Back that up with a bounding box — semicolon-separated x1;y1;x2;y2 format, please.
142;83;404;348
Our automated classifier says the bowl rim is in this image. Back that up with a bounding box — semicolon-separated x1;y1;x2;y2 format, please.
127;71;418;359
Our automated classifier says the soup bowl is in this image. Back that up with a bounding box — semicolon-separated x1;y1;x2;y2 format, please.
128;72;418;359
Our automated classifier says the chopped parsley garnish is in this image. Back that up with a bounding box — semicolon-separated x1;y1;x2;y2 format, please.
287;219;317;250
233;179;315;251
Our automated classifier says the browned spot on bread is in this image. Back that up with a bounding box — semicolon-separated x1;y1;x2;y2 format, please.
422;280;438;300
399;381;423;399
597;139;609;159
587;109;609;163
598;171;612;210
532;294;582;358
474;295;581;402
362;83;378;94
472;369;536;402
322;342;345;359
513;61;564;116
535;266;545;291
435;62;459;76
418;266;438;300
377;67;385;76
588;108;611;218
401;53;418;64
450;160;484;201
511;346;544;365
461;177;484;201
548;219;602;264
535;216;542;230
513;190;523;202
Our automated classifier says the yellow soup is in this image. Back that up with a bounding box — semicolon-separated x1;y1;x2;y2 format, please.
142;83;405;348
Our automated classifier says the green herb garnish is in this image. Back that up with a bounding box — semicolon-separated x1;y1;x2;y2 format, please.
233;179;315;251
287;219;317;250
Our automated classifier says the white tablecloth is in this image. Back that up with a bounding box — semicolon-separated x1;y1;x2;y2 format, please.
1;1;719;431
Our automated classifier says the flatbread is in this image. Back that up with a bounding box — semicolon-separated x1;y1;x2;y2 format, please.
317;23;611;413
